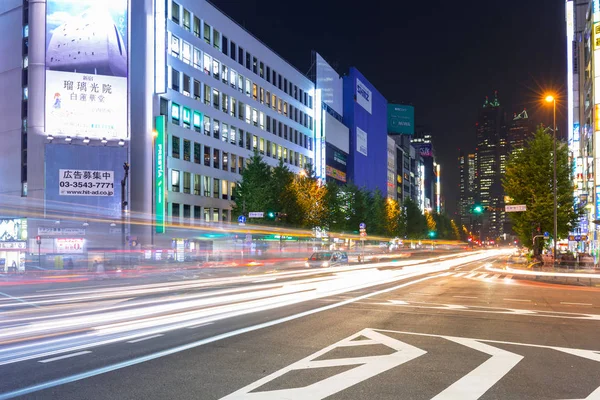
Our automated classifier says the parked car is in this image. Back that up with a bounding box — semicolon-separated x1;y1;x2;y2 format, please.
305;251;349;268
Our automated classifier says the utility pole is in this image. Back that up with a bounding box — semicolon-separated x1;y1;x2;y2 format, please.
121;162;129;262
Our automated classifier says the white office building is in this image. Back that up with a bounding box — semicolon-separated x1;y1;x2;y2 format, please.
0;0;315;267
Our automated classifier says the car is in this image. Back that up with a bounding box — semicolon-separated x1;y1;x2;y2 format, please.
305;251;349;268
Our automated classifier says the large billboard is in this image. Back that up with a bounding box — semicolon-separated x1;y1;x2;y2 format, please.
325;142;348;184
45;144;127;218
45;0;128;140
387;104;414;135
316;53;343;117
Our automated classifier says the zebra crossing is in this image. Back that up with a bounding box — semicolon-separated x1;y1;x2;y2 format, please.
448;271;515;282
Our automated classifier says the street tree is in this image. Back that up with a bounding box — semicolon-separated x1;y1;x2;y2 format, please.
503;126;579;249
231;151;272;221
404;198;427;239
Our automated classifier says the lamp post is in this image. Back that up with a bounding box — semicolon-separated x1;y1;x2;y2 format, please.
545;95;558;262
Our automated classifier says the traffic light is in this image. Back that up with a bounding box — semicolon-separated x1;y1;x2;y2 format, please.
428;231;436;238
473;205;484;214
267;211;276;219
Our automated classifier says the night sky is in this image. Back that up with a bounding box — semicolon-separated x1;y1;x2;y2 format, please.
211;0;567;217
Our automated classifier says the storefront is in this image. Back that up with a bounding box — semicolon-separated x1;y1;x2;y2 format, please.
0;218;28;272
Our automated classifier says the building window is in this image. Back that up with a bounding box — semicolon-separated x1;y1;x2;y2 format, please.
238;101;244;121
203;53;211;75
203;22;211;44
221;180;228;200
204;145;211;167
294;85;298;100
222;93;229;113
230;154;237;173
193;16;200;37
259;138;265;155
231;97;237;117
245;78;251;97
222;36;229;56
193;48;201;70
212;88;219;109
171;169;180;192
252;57;258;74
203;84;211;105
182;8;190;30
238;129;243;147
203;116;211;136
252;135;258;151
246;132;251;150
259;88;264;104
230;126;236;144
171;135;180;158
238;74;244;93
259;62;264;78
252;83;258;100
212;59;220;79
170;35;180;57
193;79;201;101
213;179;220;198
171;68;179;91
272;70;277;85
23;87;28;100
213;119;220;139
182;42;191;64
221;65;228;84
271;94;276;110
171;102;180;124
230;69;237;89
182;74;190;96
238;47;244;65
230;41;236;61
266;66;271;83
222;152;228;171
213;149;220;169
271;142;276;158
171;1;180;24
245;52;251;70
194;143;201;164
283;102;288;117
183;139;190;161
278;74;282;90
213;29;220;50
194;205;201;219
245;104;251;124
194;175;201;195
259;112;264;130
222;123;229;142
23;56;28;69
183;172;191;194
172;203;180;221
183;204;191;222
284;78;288;94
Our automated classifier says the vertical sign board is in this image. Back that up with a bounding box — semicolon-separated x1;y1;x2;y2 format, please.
155;116;166;233
356;127;368;156
356;78;372;114
155;0;167;94
45;0;128;140
387;104;415;135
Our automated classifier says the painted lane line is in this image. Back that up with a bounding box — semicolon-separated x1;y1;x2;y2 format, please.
38;351;91;364
478;274;489;279
126;334;163;344
0;273;444;400
187;322;214;329
503;298;531;302
252;278;276;283
453;296;477;299
453;272;466;277
561;302;593;306
504;275;513;279
493;274;501;279
465;273;477;278
0;292;41;309
431;337;523;400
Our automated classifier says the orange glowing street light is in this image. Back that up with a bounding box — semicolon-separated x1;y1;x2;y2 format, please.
543;93;557;261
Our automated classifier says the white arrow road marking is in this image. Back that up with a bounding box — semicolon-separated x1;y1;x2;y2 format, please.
219;328;427;399
430;337;523;400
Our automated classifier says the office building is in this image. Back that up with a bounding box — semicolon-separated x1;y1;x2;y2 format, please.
411;129;440;212
0;0;316;266
507;109;533;153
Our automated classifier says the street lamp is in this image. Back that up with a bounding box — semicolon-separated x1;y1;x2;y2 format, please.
544;94;557;261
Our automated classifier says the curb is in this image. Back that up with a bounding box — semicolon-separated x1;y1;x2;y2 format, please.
485;264;600;287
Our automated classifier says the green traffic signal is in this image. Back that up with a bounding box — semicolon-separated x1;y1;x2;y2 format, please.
428;231;436;238
267;211;276;219
473;205;483;214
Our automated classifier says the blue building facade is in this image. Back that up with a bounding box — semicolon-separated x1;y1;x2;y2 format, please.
343;68;388;194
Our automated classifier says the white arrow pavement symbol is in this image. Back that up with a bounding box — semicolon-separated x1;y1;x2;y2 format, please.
430;337;523;400
219;328;427;399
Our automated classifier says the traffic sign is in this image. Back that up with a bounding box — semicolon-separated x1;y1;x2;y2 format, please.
505;204;527;212
360;232;367;238
238;215;246;225
359;222;366;230
248;212;264;218
543;232;549;239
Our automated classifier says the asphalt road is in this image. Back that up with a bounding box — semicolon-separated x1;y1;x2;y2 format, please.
4;249;600;399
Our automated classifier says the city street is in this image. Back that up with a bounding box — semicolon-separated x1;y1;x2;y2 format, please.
1;249;600;399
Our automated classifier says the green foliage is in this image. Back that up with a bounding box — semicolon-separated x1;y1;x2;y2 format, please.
503;126;580;248
231;153;457;240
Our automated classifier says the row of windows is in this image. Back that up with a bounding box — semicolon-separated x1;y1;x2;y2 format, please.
168;100;312;168
170;135;246;173
170;203;228;223
170;1;313;109
169;41;313;133
170;170;235;201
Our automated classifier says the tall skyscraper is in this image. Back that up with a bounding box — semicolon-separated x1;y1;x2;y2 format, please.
458;151;476;232
411;129;439;212
507;109;533;153
475;92;507;240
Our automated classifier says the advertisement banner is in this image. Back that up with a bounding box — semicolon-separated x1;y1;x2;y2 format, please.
418;144;433;158
45;144;127;218
326;166;347;183
38;227;86;236
55;238;84;254
387;104;415;135
59;169;114;196
0;219;27;242
356;127;368;156
155;116;166;234
45;0;128;140
356;78;372;114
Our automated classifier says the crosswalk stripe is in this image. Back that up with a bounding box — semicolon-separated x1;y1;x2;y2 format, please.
478;274;489;279
466;273;477;278
453;272;466;277
493;274;501;279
